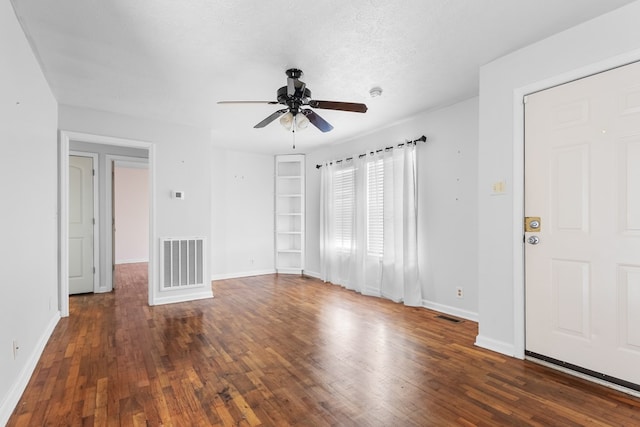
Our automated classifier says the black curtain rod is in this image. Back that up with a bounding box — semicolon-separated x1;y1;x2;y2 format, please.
315;135;427;169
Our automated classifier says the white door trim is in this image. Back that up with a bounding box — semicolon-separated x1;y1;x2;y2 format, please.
69;151;100;292
107;155;149;290
59;130;157;317
512;49;640;359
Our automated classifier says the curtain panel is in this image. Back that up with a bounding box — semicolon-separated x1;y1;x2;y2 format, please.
319;144;421;306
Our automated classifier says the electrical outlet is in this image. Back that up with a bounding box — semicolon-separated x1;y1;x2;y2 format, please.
456;287;464;298
13;340;19;359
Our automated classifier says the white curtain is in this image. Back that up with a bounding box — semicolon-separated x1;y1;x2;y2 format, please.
319;144;421;306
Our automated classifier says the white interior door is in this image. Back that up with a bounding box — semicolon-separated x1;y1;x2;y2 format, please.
69;155;95;294
525;61;640;388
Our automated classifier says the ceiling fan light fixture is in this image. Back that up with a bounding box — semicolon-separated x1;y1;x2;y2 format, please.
279;111;294;130
295;112;310;130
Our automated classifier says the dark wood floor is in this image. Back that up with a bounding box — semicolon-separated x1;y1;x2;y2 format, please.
8;263;640;426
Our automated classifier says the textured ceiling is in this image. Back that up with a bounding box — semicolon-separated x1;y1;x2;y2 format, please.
11;0;635;154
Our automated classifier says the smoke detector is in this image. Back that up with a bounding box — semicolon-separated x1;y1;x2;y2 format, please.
369;87;383;98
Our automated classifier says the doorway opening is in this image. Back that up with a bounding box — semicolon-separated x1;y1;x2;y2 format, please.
112;159;149;289
59;131;156;316
523;60;640;391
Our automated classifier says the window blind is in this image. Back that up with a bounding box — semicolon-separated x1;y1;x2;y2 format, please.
334;167;355;251
367;159;384;256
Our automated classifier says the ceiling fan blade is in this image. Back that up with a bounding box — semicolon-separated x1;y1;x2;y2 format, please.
218;101;278;105
302;110;333;132
308;100;368;113
254;109;288;128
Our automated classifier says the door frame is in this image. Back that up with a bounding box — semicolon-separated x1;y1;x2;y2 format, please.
59;130;156;317
107;156;149;289
68;151;100;292
512;51;640;359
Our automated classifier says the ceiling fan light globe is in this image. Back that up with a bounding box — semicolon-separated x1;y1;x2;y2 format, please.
295;113;310;130
279;112;294;130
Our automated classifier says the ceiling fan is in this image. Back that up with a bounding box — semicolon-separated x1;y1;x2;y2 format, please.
217;68;368;133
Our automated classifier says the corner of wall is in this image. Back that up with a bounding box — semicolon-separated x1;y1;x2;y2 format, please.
474;334;518;358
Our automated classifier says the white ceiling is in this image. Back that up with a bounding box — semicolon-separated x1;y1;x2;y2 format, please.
12;0;635;154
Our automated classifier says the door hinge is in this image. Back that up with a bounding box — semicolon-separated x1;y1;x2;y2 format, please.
93;218;95;225
93;169;95;176
93;267;96;274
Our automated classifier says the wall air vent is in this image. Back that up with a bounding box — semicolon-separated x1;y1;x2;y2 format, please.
160;237;205;290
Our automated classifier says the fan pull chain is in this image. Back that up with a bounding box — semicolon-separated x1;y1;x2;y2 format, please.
292;119;296;149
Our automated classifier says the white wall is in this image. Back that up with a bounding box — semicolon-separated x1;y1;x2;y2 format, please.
306;97;479;319
59;105;214;304
477;0;640;356
211;149;275;279
0;3;59;424
115;165;149;264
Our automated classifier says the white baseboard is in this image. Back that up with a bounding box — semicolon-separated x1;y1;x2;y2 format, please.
152;289;214;306
0;311;60;426
474;334;516;357
211;269;276;281
302;270;321;279
115;258;149;264
275;268;303;275
422;300;478;322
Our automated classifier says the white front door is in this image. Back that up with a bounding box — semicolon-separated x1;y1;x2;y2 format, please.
524;61;640;388
69;155;95;294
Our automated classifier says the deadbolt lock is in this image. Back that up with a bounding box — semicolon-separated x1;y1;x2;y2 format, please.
524;216;541;232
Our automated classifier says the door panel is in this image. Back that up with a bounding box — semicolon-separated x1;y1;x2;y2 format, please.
619;266;640;350
525;61;640;387
552;144;589;231
551;259;590;338
69;155;94;294
620;138;640;233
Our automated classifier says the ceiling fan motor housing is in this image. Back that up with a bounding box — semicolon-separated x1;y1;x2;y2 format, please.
285;68;303;79
277;86;311;113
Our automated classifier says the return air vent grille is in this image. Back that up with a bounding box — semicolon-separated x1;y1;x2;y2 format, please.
436;315;463;323
160;237;205;290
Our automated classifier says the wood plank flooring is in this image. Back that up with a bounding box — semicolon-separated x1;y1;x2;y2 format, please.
7;263;640;426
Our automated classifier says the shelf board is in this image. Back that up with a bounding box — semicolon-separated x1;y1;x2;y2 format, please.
276;212;303;216
276;193;303;197
276;231;302;235
277;249;302;253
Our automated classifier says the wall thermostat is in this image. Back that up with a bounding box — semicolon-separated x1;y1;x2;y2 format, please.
172;190;185;200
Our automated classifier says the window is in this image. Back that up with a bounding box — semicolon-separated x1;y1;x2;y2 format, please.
334;167;355;251
366;159;384;256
